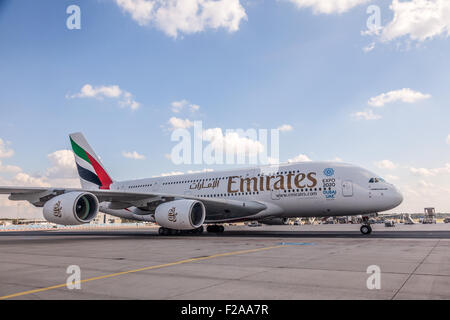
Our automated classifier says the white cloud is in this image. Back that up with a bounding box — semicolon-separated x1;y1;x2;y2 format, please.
368;88;431;107
267;157;280;165
116;0;155;25
251;156;281;165
363;42;375;53
202;128;264;155
287;0;369;14
168;117;194;130
434;163;450;174
351;109;382;120
418;180;434;188
446;134;450;145
0;150;80;188
122;151;146;160
153;168;214;177
190;104;200;112
170;99;200;113
381;161;450;213
409;163;450;177
386;174;399;181
0;195;42;219
0;149;82;218
0;160;21;173
0;171;51;189
351;88;430;121
171;99;188;113
156;171;184;177
70;84;122;99
375;160;398;170
119;91;141;110
0;160;80;219
187;168;214;174
68;84;140;110
0;138;14;158
115;0;247;38
288;154;312;163
381;0;450;43
410;167;435;177
13;172;50;188
396;182;450;213
45;150;77;178
277;124;293;132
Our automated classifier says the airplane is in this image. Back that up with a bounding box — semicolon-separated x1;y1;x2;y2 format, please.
0;132;403;235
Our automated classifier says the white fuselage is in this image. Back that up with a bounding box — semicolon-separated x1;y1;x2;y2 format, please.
100;161;403;223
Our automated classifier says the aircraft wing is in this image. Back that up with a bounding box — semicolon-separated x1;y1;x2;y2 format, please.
0;186;267;221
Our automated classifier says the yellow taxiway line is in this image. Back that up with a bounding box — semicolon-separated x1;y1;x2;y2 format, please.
0;244;285;300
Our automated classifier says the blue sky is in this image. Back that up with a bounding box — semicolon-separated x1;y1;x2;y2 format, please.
1;0;450;216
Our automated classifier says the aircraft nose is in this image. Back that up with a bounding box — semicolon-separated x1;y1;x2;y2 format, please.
392;187;403;207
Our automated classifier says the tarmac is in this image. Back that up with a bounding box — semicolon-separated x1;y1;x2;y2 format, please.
0;223;449;300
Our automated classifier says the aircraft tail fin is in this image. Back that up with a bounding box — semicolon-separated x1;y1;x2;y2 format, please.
69;132;113;190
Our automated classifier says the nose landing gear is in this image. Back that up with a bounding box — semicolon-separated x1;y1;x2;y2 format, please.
360;224;372;235
360;216;373;235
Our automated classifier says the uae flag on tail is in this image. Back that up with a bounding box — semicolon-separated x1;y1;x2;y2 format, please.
69;132;113;190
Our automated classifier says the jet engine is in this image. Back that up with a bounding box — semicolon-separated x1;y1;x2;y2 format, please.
155;200;205;230
43;192;99;225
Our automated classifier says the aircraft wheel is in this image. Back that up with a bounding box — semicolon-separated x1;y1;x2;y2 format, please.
360;225;372;235
219;225;225;233
158;227;164;235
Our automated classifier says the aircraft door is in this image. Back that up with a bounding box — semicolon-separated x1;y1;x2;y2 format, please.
342;180;353;197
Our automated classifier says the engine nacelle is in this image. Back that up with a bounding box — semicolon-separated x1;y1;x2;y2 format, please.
43;192;99;225
155;200;205;230
259;217;289;225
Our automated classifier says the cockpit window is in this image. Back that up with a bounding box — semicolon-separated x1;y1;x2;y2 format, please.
369;177;386;183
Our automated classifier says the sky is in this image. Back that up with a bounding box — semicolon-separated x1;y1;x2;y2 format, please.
0;0;450;218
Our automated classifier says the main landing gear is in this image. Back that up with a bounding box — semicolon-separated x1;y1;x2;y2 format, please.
157;225;225;235
158;226;204;236
206;225;225;233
